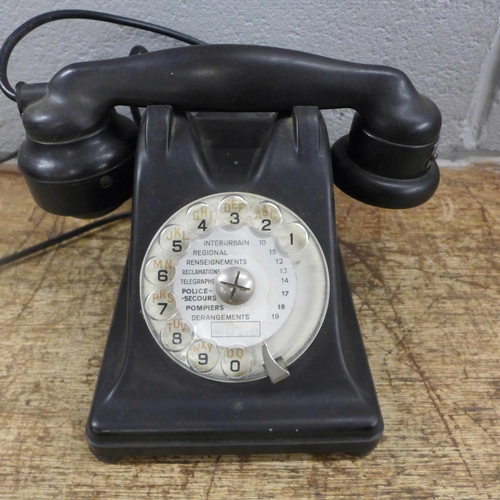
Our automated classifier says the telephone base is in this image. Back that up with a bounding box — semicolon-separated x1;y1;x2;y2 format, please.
86;250;382;461
86;105;383;461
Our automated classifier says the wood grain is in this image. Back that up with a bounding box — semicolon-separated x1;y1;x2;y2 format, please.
0;166;499;499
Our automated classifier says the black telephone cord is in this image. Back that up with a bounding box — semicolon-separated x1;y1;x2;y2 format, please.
0;9;206;102
0;211;131;268
0;150;17;163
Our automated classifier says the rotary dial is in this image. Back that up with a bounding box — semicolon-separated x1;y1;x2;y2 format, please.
140;192;329;383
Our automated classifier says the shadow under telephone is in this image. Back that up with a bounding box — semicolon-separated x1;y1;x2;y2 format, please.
0;10;441;461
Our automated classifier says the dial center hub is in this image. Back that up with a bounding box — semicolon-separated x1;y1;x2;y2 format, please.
215;267;255;305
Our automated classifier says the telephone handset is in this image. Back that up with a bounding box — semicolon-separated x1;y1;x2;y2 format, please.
2;11;441;460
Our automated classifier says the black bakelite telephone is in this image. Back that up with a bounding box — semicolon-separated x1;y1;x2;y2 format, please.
1;11;441;461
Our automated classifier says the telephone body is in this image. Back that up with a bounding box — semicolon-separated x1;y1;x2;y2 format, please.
1;15;441;461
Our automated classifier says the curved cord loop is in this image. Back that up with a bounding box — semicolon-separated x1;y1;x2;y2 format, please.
0;9;206;101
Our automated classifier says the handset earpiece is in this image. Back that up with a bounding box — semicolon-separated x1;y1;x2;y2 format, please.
15;45;441;216
331;100;440;209
16;79;138;219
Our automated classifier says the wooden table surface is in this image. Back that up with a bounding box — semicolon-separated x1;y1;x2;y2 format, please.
0;166;499;499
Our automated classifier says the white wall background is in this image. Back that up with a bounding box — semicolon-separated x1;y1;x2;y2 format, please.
1;0;500;159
